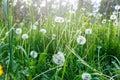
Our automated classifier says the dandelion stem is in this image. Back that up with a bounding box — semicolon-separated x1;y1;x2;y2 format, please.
98;48;100;69
32;65;63;80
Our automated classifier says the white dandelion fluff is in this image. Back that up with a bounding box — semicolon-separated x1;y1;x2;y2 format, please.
52;51;65;66
82;73;91;80
22;34;29;40
102;19;106;24
69;10;75;14
15;28;22;34
110;15;117;20
77;36;86;45
20;22;24;26
115;5;120;10
13;0;17;6
112;11;118;15
5;32;9;36
85;29;92;34
113;21;119;27
52;34;56;40
40;29;46;34
55;16;65;23
97;46;102;49
31;25;37;30
81;8;86;11
30;51;38;58
35;21;39;25
77;30;82;35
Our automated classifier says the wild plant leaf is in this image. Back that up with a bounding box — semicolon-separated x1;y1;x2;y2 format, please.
17;46;29;60
112;61;120;69
0;43;8;50
0;0;2;3
41;74;50;80
91;77;99;80
39;52;47;64
2;0;9;20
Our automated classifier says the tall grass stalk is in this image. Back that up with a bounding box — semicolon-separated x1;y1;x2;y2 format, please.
66;45;112;79
3;0;13;79
32;65;63;80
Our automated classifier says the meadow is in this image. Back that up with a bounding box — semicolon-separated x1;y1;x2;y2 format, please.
0;0;120;80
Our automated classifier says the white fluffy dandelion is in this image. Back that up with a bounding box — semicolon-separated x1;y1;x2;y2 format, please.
112;11;118;15
113;21;119;27
97;46;102;49
22;34;29;40
55;16;65;23
52;34;56;40
15;28;22;34
35;21;39;25
82;73;91;80
30;51;38;58
102;19;106;24
77;30;82;35
110;15;117;20
81;8;86;11
77;36;86;45
31;25;37;30
52;51;65;66
5;32;9;36
115;5;120;10
40;28;46;34
20;22;24;26
85;29;92;34
13;0;18;6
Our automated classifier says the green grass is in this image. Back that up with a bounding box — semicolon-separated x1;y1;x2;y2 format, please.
0;1;120;80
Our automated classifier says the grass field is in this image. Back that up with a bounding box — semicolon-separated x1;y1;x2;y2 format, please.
0;0;120;80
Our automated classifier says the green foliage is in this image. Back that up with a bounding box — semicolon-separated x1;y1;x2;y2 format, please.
0;1;120;80
99;0;120;17
0;0;2;3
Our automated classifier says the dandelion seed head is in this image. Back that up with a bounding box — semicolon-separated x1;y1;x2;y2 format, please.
82;73;91;80
30;51;38;58
52;51;65;66
20;22;24;26
22;34;29;40
110;15;117;20
115;5;120;10
35;21;39;25
102;19;106;24
40;29;46;34
52;34;56;40
16;28;22;34
113;21;119;27
81;8;86;11
85;29;92;34
77;36;86;45
77;30;82;35
5;32;9;36
31;25;37;30
112;11;118;15
55;16;65;23
97;46;102;49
